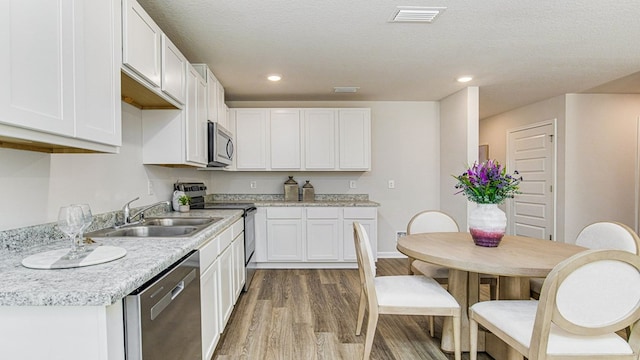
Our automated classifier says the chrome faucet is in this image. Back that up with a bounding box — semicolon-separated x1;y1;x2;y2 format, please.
119;197;170;227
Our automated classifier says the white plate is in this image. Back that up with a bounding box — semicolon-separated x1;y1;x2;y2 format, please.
22;245;127;269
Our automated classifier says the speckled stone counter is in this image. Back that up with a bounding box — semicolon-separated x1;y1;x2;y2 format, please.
207;193;379;207
0;209;242;306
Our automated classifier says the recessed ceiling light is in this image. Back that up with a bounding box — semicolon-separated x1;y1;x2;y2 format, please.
334;86;360;93
457;76;473;83
267;75;282;82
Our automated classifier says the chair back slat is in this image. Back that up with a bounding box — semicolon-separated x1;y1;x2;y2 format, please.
407;210;459;235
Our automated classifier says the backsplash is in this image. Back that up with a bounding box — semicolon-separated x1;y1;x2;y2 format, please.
0;204;170;254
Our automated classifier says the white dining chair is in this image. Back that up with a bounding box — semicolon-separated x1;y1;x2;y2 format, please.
530;221;640;299
406;210;498;336
470;249;640;360
353;222;462;360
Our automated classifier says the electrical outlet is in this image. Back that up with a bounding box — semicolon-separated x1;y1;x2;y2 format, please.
388;180;395;189
349;180;357;189
250;181;257;189
396;231;407;242
147;180;154;195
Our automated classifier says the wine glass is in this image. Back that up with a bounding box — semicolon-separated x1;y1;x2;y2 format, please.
73;204;93;253
57;205;84;260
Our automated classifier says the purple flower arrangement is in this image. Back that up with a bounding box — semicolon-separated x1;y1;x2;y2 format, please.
454;160;522;204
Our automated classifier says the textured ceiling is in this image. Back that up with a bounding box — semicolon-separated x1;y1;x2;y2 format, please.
137;0;640;119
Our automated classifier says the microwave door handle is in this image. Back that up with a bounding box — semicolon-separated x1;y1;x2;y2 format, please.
226;139;234;159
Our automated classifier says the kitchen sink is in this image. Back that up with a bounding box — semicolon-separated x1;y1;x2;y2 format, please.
99;225;199;237
143;217;221;226
86;217;222;238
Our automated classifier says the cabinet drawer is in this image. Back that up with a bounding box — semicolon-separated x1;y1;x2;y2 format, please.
231;218;244;239
267;207;303;219
199;235;220;270
219;227;233;251
306;208;339;219
343;207;377;219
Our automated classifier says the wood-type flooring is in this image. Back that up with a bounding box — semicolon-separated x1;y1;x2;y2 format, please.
212;258;494;360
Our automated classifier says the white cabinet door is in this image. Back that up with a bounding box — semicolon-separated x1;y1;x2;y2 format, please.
307;220;340;261
74;0;121;147
339;109;371;170
255;208;267;262
232;234;245;299
161;34;187;105
0;0;121;149
206;68;219;123
0;0;74;137
216;81;227;129
270;109;301;169
343;219;376;261
200;259;221;360
304;109;336;169
122;0;161;87
234;109;269;170
267;220;303;261
306;208;340;261
219;245;234;327
185;65;208;165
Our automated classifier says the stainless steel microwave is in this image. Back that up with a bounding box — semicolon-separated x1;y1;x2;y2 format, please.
207;121;233;167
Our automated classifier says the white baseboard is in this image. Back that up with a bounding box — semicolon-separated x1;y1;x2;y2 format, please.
376;251;407;259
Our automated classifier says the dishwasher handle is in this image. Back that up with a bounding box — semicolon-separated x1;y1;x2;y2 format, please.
150;269;197;321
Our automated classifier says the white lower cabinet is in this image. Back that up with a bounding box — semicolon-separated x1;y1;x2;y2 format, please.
306;208;340;261
200;257;221;360
343;208;378;261
267;207;304;261
258;207;377;267
199;217;245;359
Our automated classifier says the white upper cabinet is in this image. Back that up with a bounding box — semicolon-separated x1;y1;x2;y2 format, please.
232;108;371;171
0;0;121;153
339;109;371;170
270;109;301;169
185;65;208;164
234;109;269;170
122;0;161;87
141;65;207;167
216;81;227;129
192;64;228;130
161;34;187;105
304;109;337;170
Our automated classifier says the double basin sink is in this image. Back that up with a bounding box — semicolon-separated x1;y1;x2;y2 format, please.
86;217;222;238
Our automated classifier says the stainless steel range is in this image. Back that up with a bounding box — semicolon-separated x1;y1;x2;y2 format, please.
175;183;256;291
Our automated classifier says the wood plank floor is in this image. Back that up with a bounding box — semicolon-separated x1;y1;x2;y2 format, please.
212;258;494;360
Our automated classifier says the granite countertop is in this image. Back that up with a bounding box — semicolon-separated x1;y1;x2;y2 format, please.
207;193;379;207
0;209;243;307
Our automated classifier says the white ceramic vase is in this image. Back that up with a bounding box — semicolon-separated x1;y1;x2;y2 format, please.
468;204;507;247
179;204;190;213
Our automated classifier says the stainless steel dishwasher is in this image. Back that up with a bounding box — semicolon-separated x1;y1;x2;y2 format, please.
124;250;202;360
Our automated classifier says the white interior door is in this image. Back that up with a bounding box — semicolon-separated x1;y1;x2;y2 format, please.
507;121;555;240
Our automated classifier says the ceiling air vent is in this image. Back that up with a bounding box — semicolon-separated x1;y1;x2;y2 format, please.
390;6;446;23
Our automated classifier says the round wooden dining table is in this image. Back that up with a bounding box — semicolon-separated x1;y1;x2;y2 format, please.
397;232;586;360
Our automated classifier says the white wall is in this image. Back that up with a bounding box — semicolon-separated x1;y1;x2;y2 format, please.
0;102;212;231
480;93;640;243
564;94;640;242
439;87;479;230
214;100;440;256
